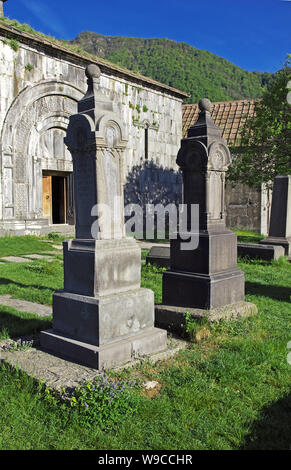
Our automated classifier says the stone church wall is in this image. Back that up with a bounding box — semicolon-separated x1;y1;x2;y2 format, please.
0;24;269;237
0;25;183;235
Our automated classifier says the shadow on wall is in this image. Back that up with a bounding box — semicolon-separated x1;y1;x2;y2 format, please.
124;160;182;207
124;160;182;238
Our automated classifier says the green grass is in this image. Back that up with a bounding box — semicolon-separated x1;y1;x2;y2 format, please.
136;228;264;245
0;235;56;257
0;238;290;449
141;249;149;260
0;305;51;339
233;229;264;244
141;262;165;304
0;258;63;306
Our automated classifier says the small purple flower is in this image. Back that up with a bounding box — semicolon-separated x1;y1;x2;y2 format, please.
84;402;89;410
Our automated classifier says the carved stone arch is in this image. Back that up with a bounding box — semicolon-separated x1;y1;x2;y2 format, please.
1;81;84;150
0;80;84;221
65;113;95;153
208;142;232;171
96;112;128;147
176;140;208;171
36;112;71;133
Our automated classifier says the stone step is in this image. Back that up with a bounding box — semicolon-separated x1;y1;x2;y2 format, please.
0;295;52;317
0;256;32;263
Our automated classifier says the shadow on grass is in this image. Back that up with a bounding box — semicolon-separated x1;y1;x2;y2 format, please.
0;310;52;338
241;393;291;450
245;281;291;302
0;277;55;293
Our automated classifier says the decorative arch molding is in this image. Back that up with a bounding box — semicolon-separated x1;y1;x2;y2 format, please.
1;80;84;151
36;112;71;134
96;113;128;146
0;80;84;221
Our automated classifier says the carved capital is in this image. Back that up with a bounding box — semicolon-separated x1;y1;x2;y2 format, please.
208;142;231;171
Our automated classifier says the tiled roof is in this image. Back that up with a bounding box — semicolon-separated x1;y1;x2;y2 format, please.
182;99;258;146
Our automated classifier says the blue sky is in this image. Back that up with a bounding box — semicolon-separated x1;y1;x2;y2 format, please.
3;0;291;73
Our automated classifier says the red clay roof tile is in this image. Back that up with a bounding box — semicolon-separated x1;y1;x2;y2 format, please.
182;99;258;146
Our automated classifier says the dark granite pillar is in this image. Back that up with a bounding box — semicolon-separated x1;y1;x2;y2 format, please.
259;175;291;255
161;98;245;310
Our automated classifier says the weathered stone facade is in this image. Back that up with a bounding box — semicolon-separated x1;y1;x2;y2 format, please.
0;23;186;235
0;22;271;237
225;180;271;233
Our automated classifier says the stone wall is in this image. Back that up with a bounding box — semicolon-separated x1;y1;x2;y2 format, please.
225;182;261;232
0;25;270;237
0;26;183;235
225;181;271;235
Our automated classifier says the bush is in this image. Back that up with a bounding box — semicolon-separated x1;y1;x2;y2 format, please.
9;39;19;52
47;232;61;240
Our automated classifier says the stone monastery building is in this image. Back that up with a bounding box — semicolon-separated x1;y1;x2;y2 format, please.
0;18;270;236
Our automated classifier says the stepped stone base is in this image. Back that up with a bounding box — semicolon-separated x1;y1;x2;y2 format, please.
155;301;258;336
52;288;155;347
238;243;285;260
40;327;167;370
162;268;245;310
259;237;291;256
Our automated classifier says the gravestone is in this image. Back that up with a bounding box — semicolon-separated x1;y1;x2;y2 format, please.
237;243;284;260
40;64;167;369
155;98;257;325
145;242;284;267
259;175;291;256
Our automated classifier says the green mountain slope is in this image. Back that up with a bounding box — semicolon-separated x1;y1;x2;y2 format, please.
69;31;272;103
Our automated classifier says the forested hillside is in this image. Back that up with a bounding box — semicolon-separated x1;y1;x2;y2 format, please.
70;31;272;103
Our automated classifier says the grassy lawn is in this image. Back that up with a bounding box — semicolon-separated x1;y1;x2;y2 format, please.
0;236;290;450
0;257;63;306
138;229;264;246
233;229;264;244
0;235;61;257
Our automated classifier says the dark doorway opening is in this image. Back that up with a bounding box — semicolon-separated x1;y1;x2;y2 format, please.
52;176;66;224
42;171;74;225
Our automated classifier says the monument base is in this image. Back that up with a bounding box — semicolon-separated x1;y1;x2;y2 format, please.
162;268;245;309
155;301;258;337
259;236;291;256
52;288;155;347
40;327;167;370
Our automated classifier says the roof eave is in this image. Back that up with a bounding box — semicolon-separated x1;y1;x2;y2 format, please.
0;22;189;100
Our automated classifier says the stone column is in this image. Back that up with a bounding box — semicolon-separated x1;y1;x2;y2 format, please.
40;64;167;369
0;1;7;17
156;99;257;327
259;175;291;255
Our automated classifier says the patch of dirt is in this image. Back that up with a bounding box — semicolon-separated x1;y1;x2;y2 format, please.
141;382;162;399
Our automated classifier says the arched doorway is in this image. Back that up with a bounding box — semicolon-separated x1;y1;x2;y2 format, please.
0;80;84;232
